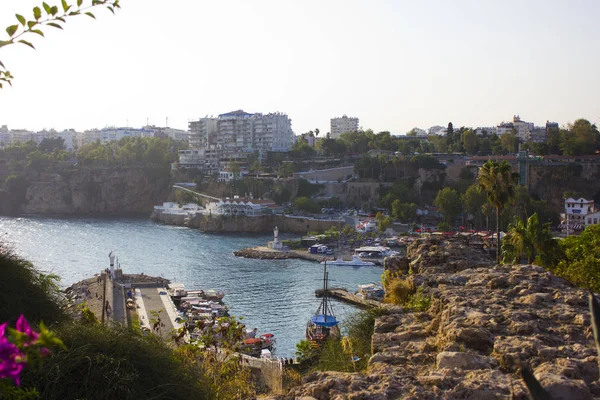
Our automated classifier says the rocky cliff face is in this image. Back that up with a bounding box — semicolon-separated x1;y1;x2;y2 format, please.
20;167;171;214
286;239;598;399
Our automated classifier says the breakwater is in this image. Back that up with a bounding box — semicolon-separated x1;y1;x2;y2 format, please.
151;211;345;233
234;246;327;262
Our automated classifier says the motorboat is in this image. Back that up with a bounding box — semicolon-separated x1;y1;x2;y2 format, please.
322;255;376;267
240;331;276;357
307;261;340;345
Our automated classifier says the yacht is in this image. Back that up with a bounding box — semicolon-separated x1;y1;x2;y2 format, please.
322;255;377;267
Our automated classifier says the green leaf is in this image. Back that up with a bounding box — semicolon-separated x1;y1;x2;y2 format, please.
47;22;63;30
56;17;66;23
85;12;96;19
33;6;42;20
69;11;80;16
42;2;51;14
50;6;59;15
107;6;115;15
16;14;26;26
6;25;18;37
0;60;5;68
27;21;37;28
0;41;10;49
62;0;69;12
77;0;83;7
19;40;35;50
31;29;44;37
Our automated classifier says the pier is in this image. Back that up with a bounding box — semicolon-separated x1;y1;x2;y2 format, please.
315;287;383;308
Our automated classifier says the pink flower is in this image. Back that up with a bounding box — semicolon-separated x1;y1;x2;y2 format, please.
16;315;38;343
0;334;24;386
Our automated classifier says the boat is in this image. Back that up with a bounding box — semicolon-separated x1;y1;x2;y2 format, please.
239;331;276;357
306;261;340;345
353;246;399;258
321;255;376;267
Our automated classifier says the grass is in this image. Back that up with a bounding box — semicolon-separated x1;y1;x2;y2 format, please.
20;323;212;400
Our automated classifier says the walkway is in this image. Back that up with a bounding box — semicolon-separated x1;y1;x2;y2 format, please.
138;287;175;340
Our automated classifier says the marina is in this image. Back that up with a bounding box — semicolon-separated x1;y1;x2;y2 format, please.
2;216;385;356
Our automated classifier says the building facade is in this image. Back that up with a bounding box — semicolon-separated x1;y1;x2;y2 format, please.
330;115;359;139
183;110;294;169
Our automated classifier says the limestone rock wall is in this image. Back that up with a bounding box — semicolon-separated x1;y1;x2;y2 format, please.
286;239;599;399
21;167;171;214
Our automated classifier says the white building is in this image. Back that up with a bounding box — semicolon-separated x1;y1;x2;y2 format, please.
474;127;497;136
205;198;280;216
76;127;156;147
184;110;294;170
561;197;595;231
428;125;445;135
330;115;359;139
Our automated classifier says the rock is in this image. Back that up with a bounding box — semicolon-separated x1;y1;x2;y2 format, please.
288;238;599;400
436;351;491;370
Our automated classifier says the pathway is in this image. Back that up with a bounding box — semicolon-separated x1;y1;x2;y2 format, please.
138;287;175;340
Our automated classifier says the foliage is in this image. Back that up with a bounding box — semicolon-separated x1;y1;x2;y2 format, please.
462;184;488;228
381;270;414;305
375;212;393;232
477;160;516;263
297;179;324;198
0;0;121;88
434;187;462;225
277;162;295;178
502;213;558;266
0;248;66;325
295;340;318;363
553;225;600;292
20;323;211;400
294;196;320;213
391;200;416;223
404;287;432;312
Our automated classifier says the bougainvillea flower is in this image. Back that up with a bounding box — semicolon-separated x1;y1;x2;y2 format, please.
0;336;24;385
16;315;39;343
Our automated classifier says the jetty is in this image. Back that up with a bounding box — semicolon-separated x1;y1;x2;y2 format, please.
315;287;383;308
234;246;329;263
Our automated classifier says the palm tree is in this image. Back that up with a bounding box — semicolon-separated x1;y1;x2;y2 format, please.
502;213;556;266
477;160;516;263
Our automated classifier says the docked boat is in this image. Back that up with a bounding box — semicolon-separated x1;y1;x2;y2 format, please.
322;255;376;267
240;331;276;357
306;261;340;345
353;246;399;258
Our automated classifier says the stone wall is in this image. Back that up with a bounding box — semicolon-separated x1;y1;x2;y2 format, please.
152;212;345;234
285;238;599;399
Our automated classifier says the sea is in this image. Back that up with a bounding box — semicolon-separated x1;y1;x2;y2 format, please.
0;216;384;357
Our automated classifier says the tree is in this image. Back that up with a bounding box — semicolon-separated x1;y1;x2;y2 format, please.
499;131;519;154
375;212;393;233
434;187;462;226
446;122;454;147
391;200;416;223
294;196;320;213
461;129;479;155
249;160;262;177
501;213;557;266
554;225;600;292
462;184;487;229
277;162;294;178
1;1;121;88
477;160;516;263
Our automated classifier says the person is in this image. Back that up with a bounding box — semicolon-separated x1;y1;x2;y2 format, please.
105;300;111;313
127;290;132;299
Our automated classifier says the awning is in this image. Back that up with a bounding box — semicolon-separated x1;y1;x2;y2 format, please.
311;314;339;327
558;224;584;230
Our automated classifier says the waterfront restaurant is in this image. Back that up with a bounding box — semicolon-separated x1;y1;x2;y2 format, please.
206;198;279;216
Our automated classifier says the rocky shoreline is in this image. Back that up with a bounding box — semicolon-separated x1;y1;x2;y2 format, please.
283;238;599;399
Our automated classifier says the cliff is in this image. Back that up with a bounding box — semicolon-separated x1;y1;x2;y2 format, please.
12;167;171;215
285;239;598;399
529;163;600;211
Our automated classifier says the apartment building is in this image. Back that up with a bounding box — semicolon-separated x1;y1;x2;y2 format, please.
330;115;359;139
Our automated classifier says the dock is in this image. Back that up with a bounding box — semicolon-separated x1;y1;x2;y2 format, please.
315;287;384;308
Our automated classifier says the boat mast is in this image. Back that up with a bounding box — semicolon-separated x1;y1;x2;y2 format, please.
323;261;328;323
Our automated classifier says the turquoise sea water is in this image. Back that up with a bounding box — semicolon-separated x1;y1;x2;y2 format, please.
0;216;384;356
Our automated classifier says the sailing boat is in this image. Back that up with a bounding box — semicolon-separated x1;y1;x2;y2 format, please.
306;261;340;344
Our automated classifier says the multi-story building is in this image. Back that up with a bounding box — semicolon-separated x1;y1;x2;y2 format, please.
76;127;156;148
183;110;294;169
562;197;595;231
188;117;218;149
330;115;359;139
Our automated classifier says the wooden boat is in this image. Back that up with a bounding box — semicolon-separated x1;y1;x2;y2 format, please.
306;261;340;345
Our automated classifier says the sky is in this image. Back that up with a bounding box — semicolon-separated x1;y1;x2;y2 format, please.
0;0;599;135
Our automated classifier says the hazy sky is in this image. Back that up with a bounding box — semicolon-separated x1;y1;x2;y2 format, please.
0;0;599;135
